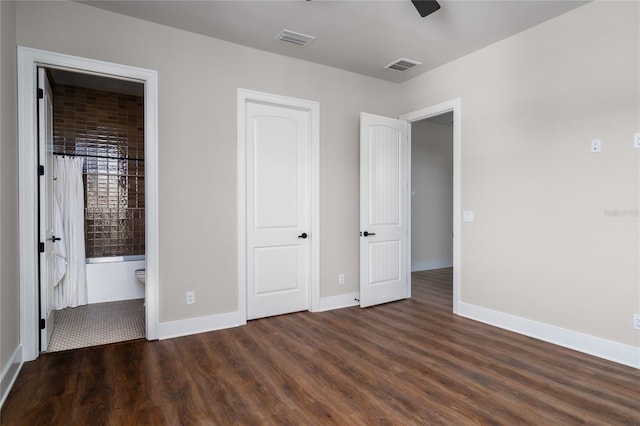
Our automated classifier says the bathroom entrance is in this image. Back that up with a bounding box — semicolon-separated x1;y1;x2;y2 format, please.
38;66;147;352
18;46;159;362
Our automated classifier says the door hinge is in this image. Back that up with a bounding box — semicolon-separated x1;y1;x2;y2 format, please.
37;88;44;99
38;165;44;176
40;318;46;330
39;242;45;253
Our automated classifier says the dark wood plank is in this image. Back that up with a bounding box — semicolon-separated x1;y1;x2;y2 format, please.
2;268;639;425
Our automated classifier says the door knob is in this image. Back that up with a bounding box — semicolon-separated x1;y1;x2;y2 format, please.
363;231;376;237
49;235;61;242
298;233;308;239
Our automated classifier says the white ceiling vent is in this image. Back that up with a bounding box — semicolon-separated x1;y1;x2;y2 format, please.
277;29;315;47
385;58;422;72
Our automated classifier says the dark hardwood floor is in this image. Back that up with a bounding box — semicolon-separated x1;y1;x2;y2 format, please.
2;268;639;425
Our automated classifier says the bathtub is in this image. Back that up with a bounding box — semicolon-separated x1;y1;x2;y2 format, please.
86;255;145;304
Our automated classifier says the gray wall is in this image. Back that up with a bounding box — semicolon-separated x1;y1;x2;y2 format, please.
399;1;639;346
7;0;639;357
411;119;453;271
1;0;20;376
16;0;403;322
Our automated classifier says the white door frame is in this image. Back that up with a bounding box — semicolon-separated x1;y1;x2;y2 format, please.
400;98;462;314
17;47;160;361
237;89;320;320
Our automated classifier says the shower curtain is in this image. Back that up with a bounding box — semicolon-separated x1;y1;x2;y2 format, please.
53;156;88;310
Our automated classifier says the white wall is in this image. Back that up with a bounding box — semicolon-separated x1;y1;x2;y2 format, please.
399;1;640;349
0;0;21;406
411;119;453;271
15;0;403;323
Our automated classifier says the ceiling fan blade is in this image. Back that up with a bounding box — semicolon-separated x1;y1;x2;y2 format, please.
411;0;441;18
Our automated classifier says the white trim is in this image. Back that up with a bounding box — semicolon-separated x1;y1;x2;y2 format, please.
237;89;321;319
317;292;360;312
0;345;23;410
158;311;244;340
411;261;454;273
400;98;462;314
17;47;159;361
459;302;640;369
406;123;412;299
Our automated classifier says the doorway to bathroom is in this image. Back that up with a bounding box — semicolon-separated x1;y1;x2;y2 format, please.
18;47;159;362
38;66;147;352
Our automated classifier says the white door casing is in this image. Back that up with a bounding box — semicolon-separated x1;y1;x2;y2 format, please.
237;89;320;321
246;101;310;319
38;67;56;351
359;112;410;308
18;47;159;361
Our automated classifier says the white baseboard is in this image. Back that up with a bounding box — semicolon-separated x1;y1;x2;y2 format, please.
458;302;640;369
158;310;246;340
315;292;360;312
0;345;23;410
411;261;453;272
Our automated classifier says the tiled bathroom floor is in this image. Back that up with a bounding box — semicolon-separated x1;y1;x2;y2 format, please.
48;298;145;352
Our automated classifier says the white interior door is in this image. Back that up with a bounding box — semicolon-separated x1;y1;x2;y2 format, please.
38;67;56;350
360;112;410;308
246;101;310;320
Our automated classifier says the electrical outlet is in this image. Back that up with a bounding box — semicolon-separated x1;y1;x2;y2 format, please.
186;291;195;305
634;132;640;149
338;274;345;285
633;314;640;330
591;139;601;153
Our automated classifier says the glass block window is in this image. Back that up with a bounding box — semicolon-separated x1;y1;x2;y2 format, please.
52;83;145;258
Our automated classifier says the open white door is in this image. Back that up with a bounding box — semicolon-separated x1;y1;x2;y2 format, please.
38;67;56;351
360;112;410;308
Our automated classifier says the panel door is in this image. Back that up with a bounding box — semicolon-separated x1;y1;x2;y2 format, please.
38;67;56;350
246;102;310;320
360;112;410;307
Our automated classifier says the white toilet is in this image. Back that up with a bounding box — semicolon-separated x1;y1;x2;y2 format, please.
135;268;146;285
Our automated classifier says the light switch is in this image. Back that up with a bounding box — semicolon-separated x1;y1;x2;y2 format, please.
634;132;640;149
463;210;474;222
591;139;601;153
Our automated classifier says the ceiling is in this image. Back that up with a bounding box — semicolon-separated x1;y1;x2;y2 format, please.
80;0;588;83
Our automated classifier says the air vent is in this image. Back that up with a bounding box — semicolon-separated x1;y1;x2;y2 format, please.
385;58;422;72
277;30;315;47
